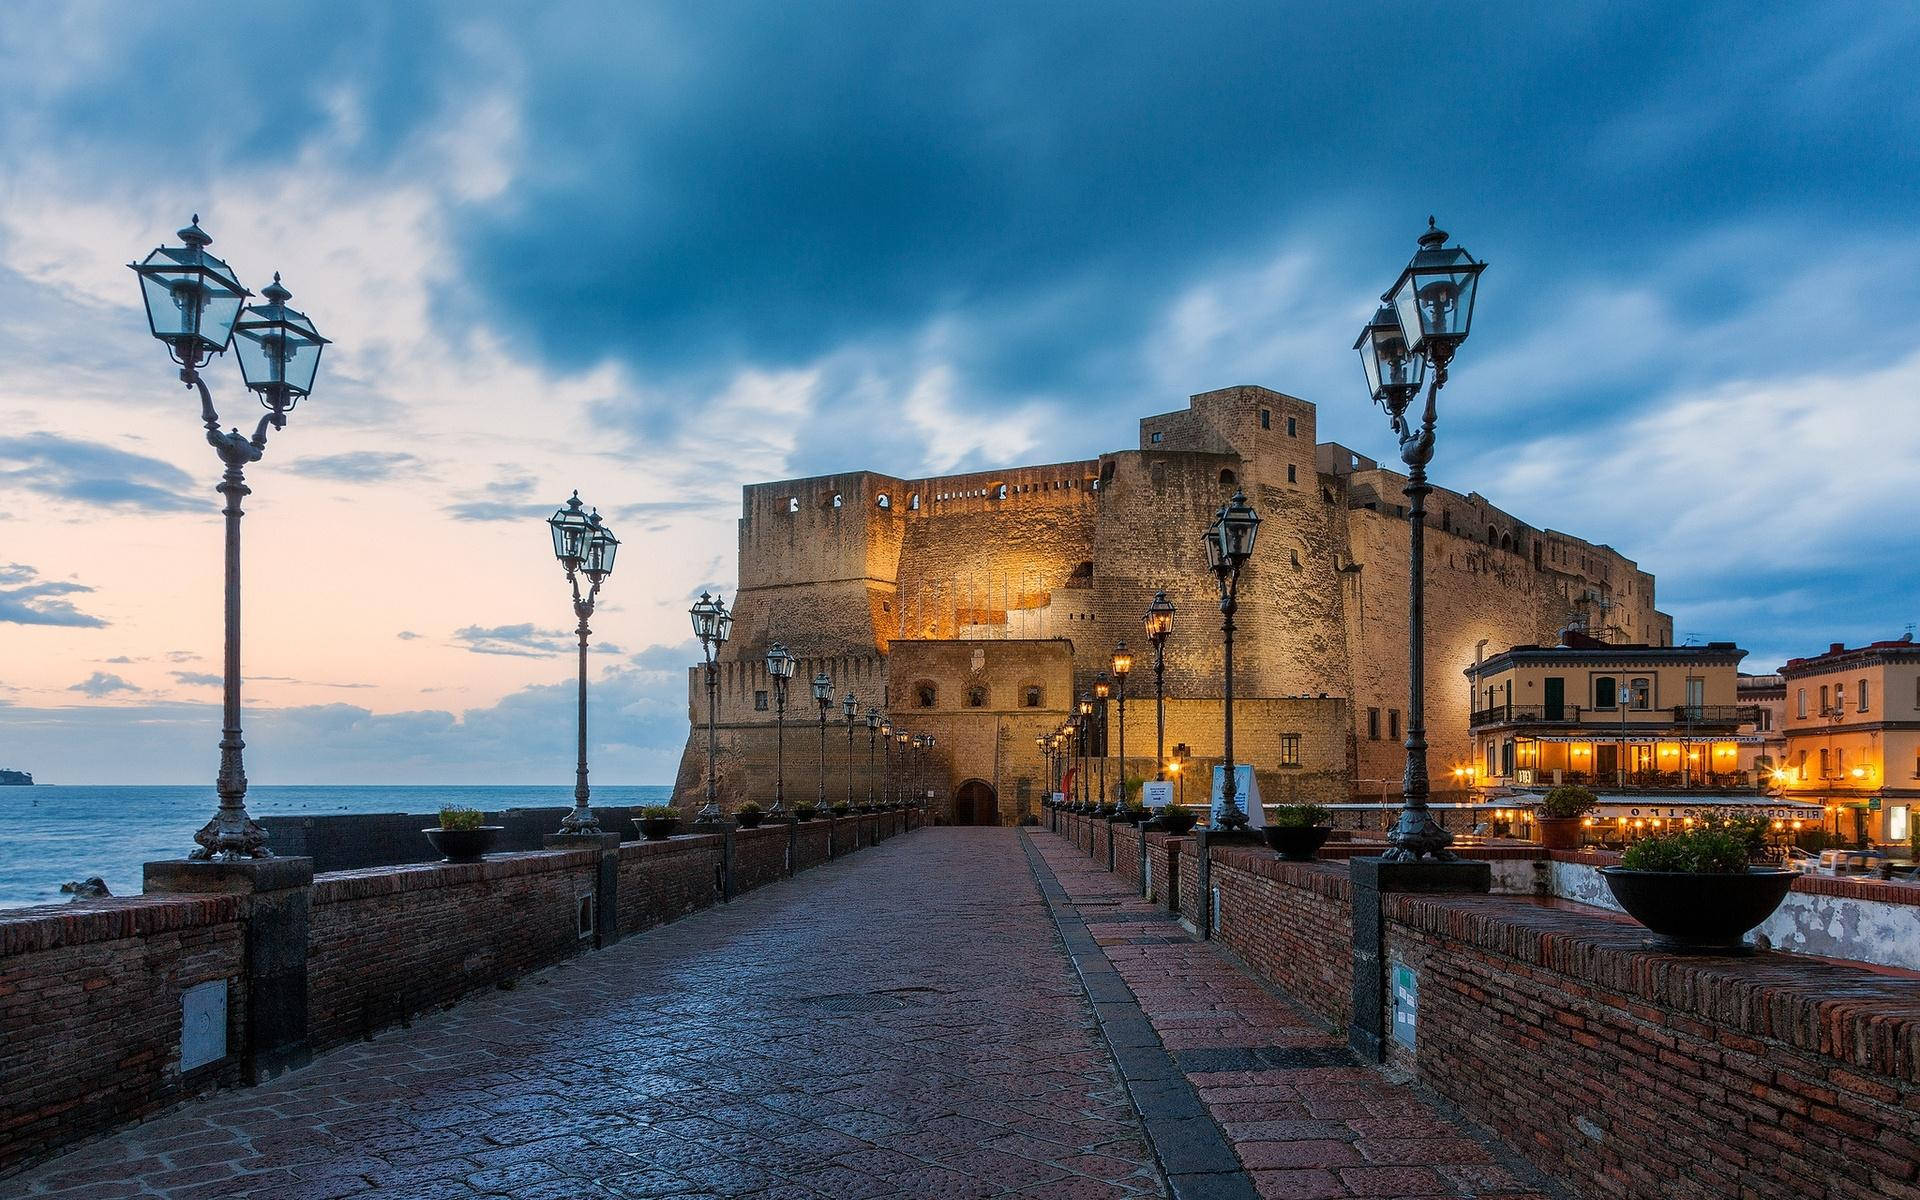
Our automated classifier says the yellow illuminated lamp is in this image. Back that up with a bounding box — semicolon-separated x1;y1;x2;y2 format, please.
1650;818;1663;829
1790;819;1804;831
1682;817;1695;828
1166;761;1181;774
1850;766;1867;779
1582;816;1595;827
1771;770;1791;783
1772;819;1785;830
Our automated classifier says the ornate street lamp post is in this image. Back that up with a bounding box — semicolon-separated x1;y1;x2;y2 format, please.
842;691;858;810
922;734;937;811
1205;490;1261;830
812;671;834;809
1171;742;1190;807
1144;595;1175;786
865;707;881;807
765;643;796;816
689;591;733;825
1093;675;1112;814
1112;642;1133;810
131;219;328;860
1077;698;1093;808
895;730;911;805
547;496;620;837
1355;218;1487;862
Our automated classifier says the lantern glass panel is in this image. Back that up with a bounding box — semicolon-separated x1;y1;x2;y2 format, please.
766;642;795;679
689;593;719;641
583;519;618;577
133;245;248;355
549;495;591;564
233;295;327;403
812;672;833;703
1112;644;1133;676
843;692;857;719
714;600;733;644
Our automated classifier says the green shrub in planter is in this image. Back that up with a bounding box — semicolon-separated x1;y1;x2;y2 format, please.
794;803;819;820
1268;803;1331;828
1620;828;1750;874
830;802;851;816
1538;785;1597;819
439;805;487;831
635;804;681;841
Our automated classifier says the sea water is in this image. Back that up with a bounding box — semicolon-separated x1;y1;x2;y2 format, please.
0;784;673;909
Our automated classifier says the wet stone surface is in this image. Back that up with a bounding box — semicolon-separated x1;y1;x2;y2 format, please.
11;829;1165;1199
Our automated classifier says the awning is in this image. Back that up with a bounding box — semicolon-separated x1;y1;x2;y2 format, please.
1521;735;1773;745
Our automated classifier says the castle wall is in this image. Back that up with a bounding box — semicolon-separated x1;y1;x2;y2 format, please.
678;383;1676;814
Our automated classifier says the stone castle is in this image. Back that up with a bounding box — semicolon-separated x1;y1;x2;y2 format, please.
672;385;1671;824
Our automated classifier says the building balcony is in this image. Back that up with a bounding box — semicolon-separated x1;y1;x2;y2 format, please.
1469;703;1758;730
1469;704;1584;728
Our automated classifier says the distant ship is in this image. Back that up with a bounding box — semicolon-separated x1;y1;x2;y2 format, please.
0;769;33;786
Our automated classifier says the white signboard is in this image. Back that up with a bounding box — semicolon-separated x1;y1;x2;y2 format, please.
1052;792;1066;806
1209;765;1264;829
1141;781;1175;810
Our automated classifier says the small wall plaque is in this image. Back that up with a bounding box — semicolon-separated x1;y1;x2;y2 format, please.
180;979;228;1072
1391;960;1418;1050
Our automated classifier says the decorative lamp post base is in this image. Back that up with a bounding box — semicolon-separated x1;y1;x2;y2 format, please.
1381;808;1457;862
690;802;733;830
191;805;273;860
557;805;604;837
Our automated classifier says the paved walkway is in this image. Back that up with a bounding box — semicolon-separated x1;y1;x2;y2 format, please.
12;829;1163;1200
1026;834;1564;1200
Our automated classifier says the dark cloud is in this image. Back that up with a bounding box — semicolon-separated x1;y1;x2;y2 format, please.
396;630;423;640
69;671;140;696
0;563;107;628
170;671;223;687
0;433;203;514
443;500;549;523
452;623;625;658
286;451;425;483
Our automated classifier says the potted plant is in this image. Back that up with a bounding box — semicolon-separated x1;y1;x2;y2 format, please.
1263;803;1334;861
635;804;681;841
734;801;765;829
423;806;503;863
1536;784;1597;850
1601;827;1796;953
1153;803;1199;835
793;802;818;821
830;801;851;817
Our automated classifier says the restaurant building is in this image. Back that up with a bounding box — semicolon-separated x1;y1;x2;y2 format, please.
1463;632;1812;838
1776;636;1920;849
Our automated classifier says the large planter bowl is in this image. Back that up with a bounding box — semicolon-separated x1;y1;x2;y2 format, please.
1264;825;1332;862
1600;867;1796;953
1153;808;1199;836
735;811;765;829
423;825;504;864
636;815;681;842
1538;816;1586;850
794;808;819;822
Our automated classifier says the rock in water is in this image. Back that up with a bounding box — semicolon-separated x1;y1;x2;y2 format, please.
60;876;110;899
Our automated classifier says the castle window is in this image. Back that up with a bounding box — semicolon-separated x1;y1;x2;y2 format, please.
754;690;769;712
1487;524;1497;544
1072;560;1093;580
1100;461;1115;485
916;682;938;708
909;493;921;510
1220;468;1236;486
1388;710;1400;740
1260;408;1271;430
1287;416;1297;437
1023;685;1043;708
1287;464;1297;484
1280;733;1301;767
1367;708;1380;740
1150;431;1163;444
1500;533;1513;552
877;493;891;509
1322;486;1333;503
967;686;988;708
1289;548;1302;569
995;483;1007;500
787;497;799;513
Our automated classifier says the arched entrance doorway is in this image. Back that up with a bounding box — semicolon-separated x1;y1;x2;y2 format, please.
953;779;999;826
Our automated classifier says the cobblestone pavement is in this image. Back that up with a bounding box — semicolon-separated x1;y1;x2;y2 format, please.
10;829;1166;1200
1027;834;1565;1200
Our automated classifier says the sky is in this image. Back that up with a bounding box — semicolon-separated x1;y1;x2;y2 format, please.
1;2;1916;785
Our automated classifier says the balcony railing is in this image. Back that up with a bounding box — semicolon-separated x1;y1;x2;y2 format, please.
1470;704;1584;727
1666;705;1758;726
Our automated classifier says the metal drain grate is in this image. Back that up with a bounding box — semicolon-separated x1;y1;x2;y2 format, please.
805;992;912;1014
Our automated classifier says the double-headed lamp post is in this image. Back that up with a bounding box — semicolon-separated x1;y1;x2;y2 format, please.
1093;675;1111;813
689;591;733;824
1355;219;1487;862
131;218;329;860
1112;642;1133;809
812;671;835;808
1206;490;1261;831
842;691;858;810
547;496;620;836
765;643;796;816
865;707;881;807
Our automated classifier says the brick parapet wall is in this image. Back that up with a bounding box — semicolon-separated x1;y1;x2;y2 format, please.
0;896;247;1174
2;818;920;1178
1047;823;1920;1197
310;849;602;1050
